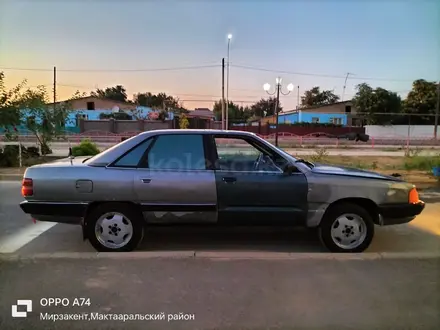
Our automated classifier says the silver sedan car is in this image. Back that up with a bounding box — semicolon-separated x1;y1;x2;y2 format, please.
19;129;425;253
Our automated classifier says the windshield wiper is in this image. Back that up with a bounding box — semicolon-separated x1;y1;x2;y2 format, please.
295;158;314;168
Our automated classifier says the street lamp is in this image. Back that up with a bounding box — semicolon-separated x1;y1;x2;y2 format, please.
263;77;294;147
226;34;232;130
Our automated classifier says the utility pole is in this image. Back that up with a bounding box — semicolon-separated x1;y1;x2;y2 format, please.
53;66;57;107
297;85;300;108
341;72;351;101
275;82;281;147
221;58;225;130
226;35;232;130
435;81;439;140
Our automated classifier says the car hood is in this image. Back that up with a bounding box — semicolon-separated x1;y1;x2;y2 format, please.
311;163;403;181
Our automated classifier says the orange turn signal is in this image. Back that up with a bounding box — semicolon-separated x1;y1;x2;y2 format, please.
408;187;419;204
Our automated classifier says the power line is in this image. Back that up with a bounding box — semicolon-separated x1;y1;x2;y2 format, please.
0;64;220;73
231;63;417;82
179;99;257;104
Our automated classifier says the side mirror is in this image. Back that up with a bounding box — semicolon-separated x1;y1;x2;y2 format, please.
283;164;297;175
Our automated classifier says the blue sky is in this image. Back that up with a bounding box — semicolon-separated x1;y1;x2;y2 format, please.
0;0;438;110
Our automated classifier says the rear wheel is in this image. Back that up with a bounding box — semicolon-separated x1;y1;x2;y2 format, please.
85;203;144;252
318;203;374;253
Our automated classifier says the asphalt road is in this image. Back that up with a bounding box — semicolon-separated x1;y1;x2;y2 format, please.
1;181;440;255
1;181;440;329
1;256;439;330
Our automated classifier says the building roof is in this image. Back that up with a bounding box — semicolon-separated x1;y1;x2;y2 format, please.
283;100;353;114
187;108;215;118
47;96;134;106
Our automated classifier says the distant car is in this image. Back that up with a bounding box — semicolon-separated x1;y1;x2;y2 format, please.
19;129;425;253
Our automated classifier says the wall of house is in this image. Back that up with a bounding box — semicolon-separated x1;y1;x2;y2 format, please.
279;113;299;124
365;125;440;138
299;112;347;125
65;97;137;111
261;111;348;125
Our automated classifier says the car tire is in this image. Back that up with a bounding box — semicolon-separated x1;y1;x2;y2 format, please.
85;203;145;252
318;203;375;253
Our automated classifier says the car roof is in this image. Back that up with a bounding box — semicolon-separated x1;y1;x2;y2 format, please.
138;129;257;137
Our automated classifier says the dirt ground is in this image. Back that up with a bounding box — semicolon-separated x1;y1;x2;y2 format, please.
319;156;439;188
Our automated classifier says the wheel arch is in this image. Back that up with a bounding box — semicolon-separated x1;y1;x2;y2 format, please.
323;198;380;225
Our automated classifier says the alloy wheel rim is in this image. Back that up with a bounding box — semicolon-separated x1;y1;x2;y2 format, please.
330;213;367;250
95;212;134;249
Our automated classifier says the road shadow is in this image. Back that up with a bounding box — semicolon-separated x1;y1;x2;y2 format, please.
140;226;323;252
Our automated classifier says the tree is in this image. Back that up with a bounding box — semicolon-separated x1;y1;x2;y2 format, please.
301;87;340;107
250;97;281;117
132;92;187;120
179;114;189;129
22;86;77;154
0;71;26;131
212;100;254;122
352;83;402;125
91;85;128;103
404;79;438;124
99;112;132;120
134;92;185;111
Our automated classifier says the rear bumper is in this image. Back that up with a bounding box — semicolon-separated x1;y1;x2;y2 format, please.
19;201;87;225
378;201;425;226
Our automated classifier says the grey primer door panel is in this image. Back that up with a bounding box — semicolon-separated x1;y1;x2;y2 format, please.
134;169;218;223
215;171;308;225
133;133;218;224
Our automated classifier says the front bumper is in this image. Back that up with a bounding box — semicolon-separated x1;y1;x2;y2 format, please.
378;201;425;226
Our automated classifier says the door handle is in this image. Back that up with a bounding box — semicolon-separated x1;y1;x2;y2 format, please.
141;178;152;183
222;177;236;183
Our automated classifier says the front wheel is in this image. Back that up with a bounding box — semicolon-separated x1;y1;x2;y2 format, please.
85;203;145;252
318;203;375;253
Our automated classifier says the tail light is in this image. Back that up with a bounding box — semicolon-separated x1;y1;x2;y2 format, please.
408;187;420;204
21;178;33;197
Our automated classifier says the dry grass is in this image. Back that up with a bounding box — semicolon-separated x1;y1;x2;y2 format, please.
318;156;403;170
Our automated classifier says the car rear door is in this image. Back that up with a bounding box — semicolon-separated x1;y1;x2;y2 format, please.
133;133;217;224
211;135;308;225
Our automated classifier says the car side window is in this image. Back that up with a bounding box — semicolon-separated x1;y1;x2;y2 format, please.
214;137;285;172
112;138;153;167
147;134;206;170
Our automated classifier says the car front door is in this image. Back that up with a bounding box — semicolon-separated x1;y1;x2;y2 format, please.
211;135;308;225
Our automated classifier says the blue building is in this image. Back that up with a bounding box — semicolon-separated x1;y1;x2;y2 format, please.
278;110;347;125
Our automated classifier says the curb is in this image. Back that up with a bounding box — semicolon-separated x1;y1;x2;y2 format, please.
1;251;439;261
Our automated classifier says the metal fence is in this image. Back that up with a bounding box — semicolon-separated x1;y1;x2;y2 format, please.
1;129;439;148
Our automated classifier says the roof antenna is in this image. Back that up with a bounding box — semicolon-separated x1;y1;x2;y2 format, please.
341;72;352;101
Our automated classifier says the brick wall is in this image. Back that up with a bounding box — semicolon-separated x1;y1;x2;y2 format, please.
230;124;365;136
81;119;172;133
